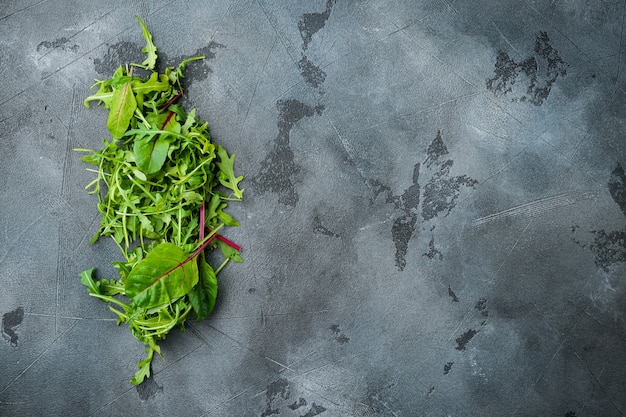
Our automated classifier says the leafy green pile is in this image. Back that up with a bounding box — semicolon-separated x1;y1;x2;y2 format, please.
76;17;243;385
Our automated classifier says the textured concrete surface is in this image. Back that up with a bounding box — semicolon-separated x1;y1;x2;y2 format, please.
1;1;626;416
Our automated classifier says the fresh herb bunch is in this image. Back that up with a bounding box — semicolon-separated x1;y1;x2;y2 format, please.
76;17;243;385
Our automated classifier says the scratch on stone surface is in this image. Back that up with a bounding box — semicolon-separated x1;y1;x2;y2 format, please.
198;388;251;417
491;21;521;55
24;312;116;322
494;219;533;277
239;36;278;139
256;0;299;61
573;352;624;415
265;356;298;373
36;8;115;62
617;2;626;82
88;385;136;416
0;0;49;22
0;320;78;396
472;191;596;226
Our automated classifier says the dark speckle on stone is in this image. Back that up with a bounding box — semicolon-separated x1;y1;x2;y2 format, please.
298;55;327;89
2;306;24;347
93;41;143;75
160;41;225;86
288;398;307;410
589;229;626;271
443;362;454;375
455;329;478;351
135;374;162;401
421;159;478;221
254;100;324;207
586;162;626;271
261;378;290;417
424;130;449;168
608;162;626;218
298;0;336;51
475;298;488;317
422;236;443;260
37;37;78;53
448;286;459;302
486;31;567;105
300;403;327;417
313;215;340;238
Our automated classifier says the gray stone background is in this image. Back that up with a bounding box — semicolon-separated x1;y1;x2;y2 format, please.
1;1;625;416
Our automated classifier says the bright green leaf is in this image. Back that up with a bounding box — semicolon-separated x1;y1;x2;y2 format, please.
107;81;137;139
125;242;200;308
135;16;157;70
216;146;244;199
134;134;170;175
219;241;243;263
131;72;169;95
130;348;154;385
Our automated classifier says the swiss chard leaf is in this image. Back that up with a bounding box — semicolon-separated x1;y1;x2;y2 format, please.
134;134;170;175
188;256;218;321
107;81;137;139
125;242;199;308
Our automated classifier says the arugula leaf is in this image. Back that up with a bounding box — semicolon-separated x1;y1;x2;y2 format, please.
84;83;114;108
130;348;154;385
219;240;243;263
135;16;157;70
216;145;244;199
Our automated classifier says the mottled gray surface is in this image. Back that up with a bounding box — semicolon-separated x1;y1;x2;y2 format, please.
1;1;625;416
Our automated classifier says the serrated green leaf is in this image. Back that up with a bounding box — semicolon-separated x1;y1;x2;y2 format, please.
135;16;157;70
84;83;114;108
216;146;244;199
130;348;154;385
79;268;100;295
131;72;169;95
125;242;199;308
219;241;243;263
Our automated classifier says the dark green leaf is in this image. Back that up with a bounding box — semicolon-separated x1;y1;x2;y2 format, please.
134;134;170;175
125;242;199;308
188;256;218;321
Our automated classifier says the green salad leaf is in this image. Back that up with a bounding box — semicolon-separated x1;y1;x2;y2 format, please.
76;16;244;385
